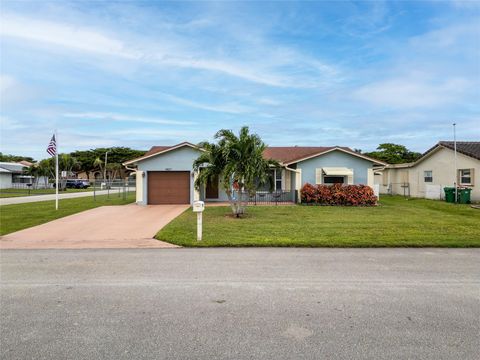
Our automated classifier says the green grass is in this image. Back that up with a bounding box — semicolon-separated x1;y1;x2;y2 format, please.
0;193;135;235
0;188;95;198
156;196;480;247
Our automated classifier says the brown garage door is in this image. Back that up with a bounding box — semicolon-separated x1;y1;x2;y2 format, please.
147;171;190;204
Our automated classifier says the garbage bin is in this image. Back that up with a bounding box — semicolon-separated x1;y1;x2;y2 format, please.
444;187;455;203
457;188;472;204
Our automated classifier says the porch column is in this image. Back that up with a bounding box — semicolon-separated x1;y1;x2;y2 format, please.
295;169;302;203
136;170;144;204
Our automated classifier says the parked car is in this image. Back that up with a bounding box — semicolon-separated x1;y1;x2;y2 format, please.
65;179;90;189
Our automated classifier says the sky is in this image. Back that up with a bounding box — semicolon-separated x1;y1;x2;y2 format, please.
0;0;479;160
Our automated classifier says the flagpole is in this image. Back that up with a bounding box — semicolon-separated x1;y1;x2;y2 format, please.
453;123;457;204
55;129;59;210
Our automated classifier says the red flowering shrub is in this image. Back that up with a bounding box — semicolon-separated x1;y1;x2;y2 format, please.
300;183;377;206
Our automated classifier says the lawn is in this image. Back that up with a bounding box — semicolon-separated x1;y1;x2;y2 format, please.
156;196;480;247
0;188;95;198
0;193;135;235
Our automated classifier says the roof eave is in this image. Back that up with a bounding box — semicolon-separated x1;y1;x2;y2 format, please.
283;147;387;166
123;142;204;166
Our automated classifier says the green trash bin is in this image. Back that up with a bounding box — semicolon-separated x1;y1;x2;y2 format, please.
458;188;472;204
444;187;455;203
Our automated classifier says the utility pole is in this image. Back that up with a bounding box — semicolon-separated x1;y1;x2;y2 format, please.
104;150;109;181
453;123;457;204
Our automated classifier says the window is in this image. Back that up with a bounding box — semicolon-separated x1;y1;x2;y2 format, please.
275;169;282;190
459;169;472;185
323;176;345;184
424;170;433;183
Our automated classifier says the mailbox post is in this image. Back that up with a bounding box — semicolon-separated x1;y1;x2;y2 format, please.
192;201;205;241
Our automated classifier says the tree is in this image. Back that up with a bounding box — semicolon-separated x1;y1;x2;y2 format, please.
70;147;145;179
93;157;105;179
194;126;278;217
0;152;35;163
105;162;122;184
363;143;421;164
70;150;96;180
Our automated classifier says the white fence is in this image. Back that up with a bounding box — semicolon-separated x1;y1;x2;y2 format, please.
425;184;443;200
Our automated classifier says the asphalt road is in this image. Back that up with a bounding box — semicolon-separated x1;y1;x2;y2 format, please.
1;248;479;360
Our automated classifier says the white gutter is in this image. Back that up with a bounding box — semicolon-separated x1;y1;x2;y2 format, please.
285;166;300;173
123;164;137;172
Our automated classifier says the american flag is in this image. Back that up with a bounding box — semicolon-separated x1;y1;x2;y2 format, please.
46;134;57;157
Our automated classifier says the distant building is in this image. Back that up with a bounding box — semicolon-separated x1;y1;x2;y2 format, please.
0;162;32;189
375;141;479;201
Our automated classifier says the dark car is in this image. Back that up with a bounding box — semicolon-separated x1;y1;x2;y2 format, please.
65;179;90;189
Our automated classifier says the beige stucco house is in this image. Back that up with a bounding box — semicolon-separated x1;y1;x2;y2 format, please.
375;141;479;201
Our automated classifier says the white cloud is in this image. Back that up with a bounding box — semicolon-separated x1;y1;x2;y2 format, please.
62;112;194;125
163;94;253;114
0;14;141;59
0;13;340;88
0;74;40;108
353;76;471;108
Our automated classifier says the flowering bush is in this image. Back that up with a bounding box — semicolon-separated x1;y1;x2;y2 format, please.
300;183;377;206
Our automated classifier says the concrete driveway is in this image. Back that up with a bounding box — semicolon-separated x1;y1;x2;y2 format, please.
0;204;188;249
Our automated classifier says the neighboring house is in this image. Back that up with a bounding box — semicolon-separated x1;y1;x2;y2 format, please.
375;141;479;201
123;142;385;205
0;161;49;189
0;162;31;189
77;169;132;182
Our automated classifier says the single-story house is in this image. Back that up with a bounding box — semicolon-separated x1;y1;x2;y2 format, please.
374;141;479;201
0;162;31;189
123;142;385;205
0;161;50;189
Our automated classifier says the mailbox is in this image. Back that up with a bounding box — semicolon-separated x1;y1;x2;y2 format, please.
193;200;205;212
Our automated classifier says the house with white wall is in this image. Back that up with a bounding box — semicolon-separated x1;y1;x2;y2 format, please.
375;141;479;201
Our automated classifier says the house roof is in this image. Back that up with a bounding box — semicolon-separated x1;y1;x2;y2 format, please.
384;141;480;169
124;143;386;166
123;142;201;165
0;162;27;173
18;160;33;167
435;141;480;161
265;146;386;165
263;147;337;163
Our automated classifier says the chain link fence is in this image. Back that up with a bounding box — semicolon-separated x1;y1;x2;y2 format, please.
90;179;136;201
1;179;136;200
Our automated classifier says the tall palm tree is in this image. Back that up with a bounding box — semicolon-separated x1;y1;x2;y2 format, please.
93;157;104;180
194;126;278;217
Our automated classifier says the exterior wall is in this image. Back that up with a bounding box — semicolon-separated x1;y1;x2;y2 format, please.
0;173;12;189
410;148;479;201
199;177;230;202
136;146;202;205
295;150;374;186
199;168;299;202
375;148;480;201
376;167;411;196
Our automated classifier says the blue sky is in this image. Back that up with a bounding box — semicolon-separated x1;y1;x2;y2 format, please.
1;0;479;160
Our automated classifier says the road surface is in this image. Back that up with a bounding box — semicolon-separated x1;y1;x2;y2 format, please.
0;187;132;205
1;248;479;359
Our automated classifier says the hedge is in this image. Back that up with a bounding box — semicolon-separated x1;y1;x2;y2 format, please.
301;183;377;206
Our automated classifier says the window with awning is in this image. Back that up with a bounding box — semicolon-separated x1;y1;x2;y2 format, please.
322;167;354;176
316;167;354;185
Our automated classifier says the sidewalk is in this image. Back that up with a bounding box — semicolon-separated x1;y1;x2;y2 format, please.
0;189;120;205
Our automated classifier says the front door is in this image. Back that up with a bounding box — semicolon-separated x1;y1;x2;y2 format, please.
205;175;219;199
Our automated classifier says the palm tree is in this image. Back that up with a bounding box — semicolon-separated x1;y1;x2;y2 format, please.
93;157;104;180
194;126;278;217
105;162;122;185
